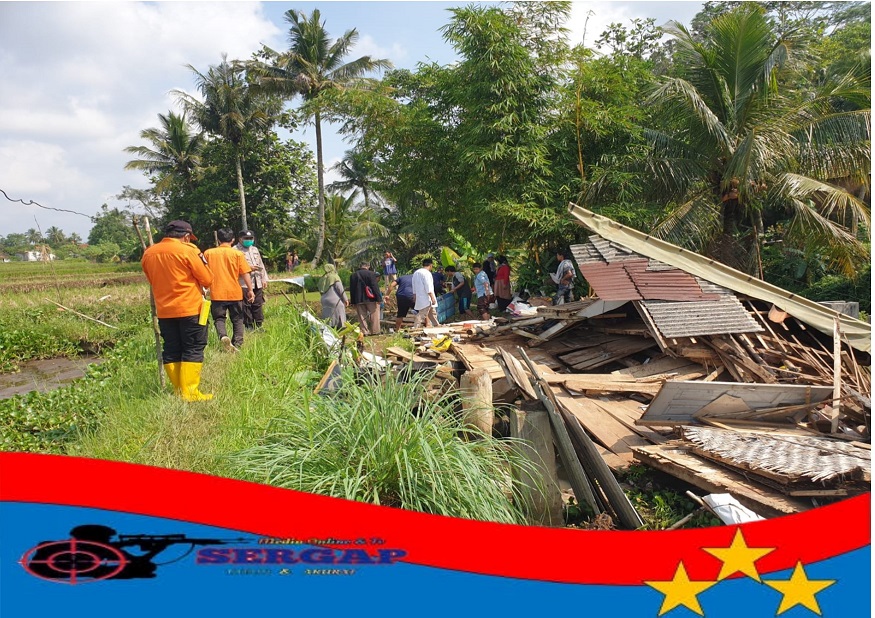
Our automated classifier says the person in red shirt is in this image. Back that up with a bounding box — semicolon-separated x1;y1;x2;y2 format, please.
141;220;214;401
204;228;255;352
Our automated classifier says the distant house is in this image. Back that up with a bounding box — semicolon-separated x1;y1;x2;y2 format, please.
18;250;56;262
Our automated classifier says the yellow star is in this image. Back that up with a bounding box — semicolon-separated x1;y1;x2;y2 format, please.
764;561;836;616
645;561;716;616
702;528;776;582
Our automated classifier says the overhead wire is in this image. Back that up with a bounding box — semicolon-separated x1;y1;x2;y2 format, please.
0;188;95;220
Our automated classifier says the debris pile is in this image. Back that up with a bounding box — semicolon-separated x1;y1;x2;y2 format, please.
386;206;870;526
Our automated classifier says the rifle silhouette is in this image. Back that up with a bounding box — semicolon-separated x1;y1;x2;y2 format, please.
116;534;253;551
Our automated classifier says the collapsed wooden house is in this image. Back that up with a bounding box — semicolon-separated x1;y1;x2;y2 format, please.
390;205;871;526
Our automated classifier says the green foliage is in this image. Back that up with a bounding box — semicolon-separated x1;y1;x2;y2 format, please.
162;134;317;247
87;204;141;260
801;263;871;314
588;4;870;278
621;465;721;530
229;368;537;523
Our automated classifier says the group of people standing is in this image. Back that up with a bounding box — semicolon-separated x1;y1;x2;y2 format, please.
317;251;522;335
141;221;269;402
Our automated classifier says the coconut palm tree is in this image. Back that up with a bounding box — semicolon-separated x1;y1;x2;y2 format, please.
124;111;204;193
45;226;66;247
249;9;391;265
286;190;389;266
590;5;870;277
175;56;277;231
328;149;383;209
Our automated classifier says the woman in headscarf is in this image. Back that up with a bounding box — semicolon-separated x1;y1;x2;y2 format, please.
494;255;513;312
318;264;348;329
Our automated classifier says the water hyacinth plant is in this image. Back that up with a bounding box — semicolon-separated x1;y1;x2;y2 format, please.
229;368;541;524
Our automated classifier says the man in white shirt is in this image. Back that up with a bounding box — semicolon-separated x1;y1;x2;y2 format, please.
412;258;439;328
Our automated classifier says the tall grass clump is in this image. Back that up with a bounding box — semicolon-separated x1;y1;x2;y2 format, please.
228;369;538;525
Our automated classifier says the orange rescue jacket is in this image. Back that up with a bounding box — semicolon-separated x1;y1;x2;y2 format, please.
141;238;213;319
204;245;252;301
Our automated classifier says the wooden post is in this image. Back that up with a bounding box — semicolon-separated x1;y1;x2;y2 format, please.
460;368;493;435
513;350;602;516
832;317;842;433
510;401;564;526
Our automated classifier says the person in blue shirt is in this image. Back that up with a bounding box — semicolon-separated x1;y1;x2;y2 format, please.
473;262;493;321
388;272;415;331
432;266;446;295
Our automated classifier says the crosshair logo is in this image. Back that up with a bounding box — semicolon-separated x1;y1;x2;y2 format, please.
19;524;252;584
20;539;129;584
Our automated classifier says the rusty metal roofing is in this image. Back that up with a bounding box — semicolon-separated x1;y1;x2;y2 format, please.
578;258;720;302
640;296;763;338
578;262;642;300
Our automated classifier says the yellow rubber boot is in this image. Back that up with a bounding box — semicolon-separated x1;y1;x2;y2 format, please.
163;362;181;394
178;362;213;402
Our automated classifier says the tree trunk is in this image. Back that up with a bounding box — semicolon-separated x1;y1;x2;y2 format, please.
312;110;326;267
236;153;248;232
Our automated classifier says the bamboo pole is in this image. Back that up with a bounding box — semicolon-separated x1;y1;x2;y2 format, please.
44;298;119;329
133;216;164;388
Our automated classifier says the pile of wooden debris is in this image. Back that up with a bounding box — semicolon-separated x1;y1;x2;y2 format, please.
386;206;870;528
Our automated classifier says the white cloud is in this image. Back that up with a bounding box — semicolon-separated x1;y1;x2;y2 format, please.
355;34;408;68
0;140;90;195
0;2;283;237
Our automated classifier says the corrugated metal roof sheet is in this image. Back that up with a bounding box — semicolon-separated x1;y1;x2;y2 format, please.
578;262;642;300
571;242;604;265
578;259;720;302
589;236;638;263
640;296;763;338
625;261;720;301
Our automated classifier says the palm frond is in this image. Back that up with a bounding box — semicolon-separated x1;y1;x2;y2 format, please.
649;78;732;153
783;197;869;277
774;172;871;230
652;192;722;252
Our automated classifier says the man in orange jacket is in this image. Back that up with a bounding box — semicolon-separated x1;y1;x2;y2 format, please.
141;220;214;401
204;228;255;352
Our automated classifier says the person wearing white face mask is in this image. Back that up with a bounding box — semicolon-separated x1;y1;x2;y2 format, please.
234;230;269;330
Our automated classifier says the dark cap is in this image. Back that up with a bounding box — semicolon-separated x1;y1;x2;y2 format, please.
165;220;197;240
238;230;255;239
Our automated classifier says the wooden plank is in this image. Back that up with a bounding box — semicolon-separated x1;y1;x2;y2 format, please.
515;354;603;516
556;377;662;396
709;338;777;383
553;391;650;462
613;355;704;378
451;343;505;380
386;347;456;380
519;348;644;530
641;381;834;425
559;336;657;371
496;348;538;401
587;397;667;444
633;300;670;352
633;444;810;517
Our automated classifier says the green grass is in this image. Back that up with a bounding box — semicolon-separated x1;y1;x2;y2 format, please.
0;264;149;371
227;367;539;524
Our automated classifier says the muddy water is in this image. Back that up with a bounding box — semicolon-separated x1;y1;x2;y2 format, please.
0;356;104;399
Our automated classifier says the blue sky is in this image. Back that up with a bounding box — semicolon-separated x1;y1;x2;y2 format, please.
0;1;704;238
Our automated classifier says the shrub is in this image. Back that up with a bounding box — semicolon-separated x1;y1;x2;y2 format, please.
228;369;538;524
